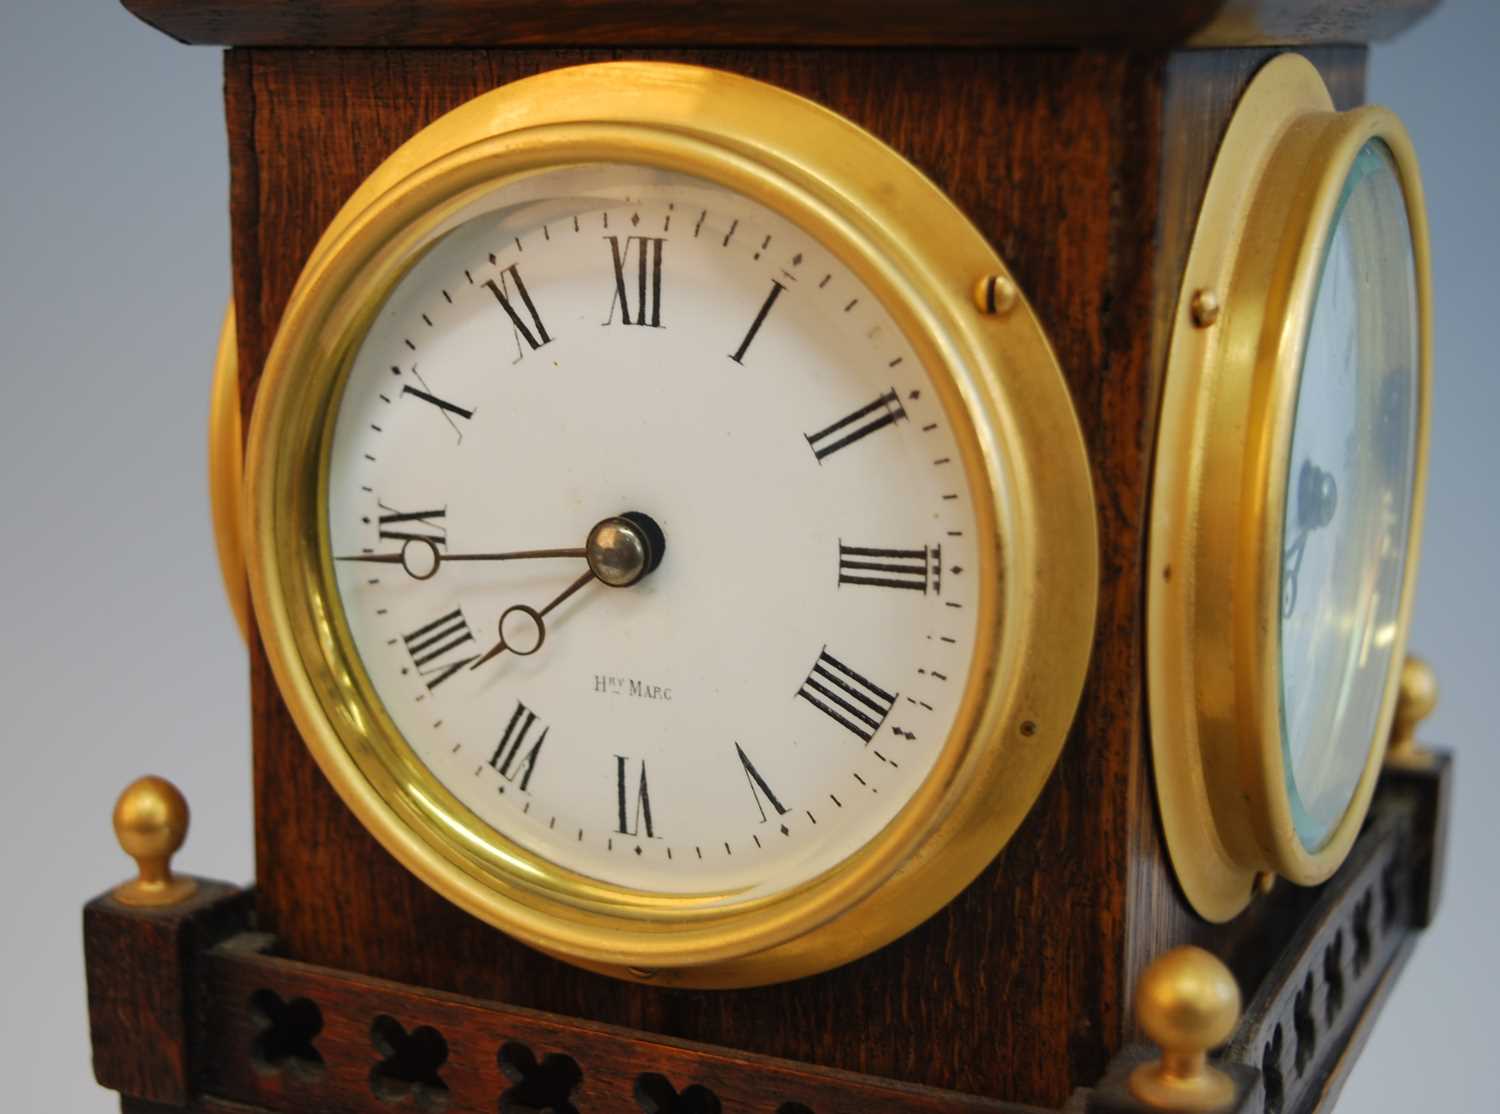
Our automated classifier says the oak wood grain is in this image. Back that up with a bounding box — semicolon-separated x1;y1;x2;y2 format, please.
229;46;1165;1106
223;44;1373;1108
85;881;254;1105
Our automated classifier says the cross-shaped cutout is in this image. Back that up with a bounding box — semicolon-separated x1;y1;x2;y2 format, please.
1322;932;1346;1026
499;1040;583;1114
1352;890;1375;976
1292;971;1318;1077
1381;858;1404;930
634;1072;722;1114
370;1014;450;1110
1262;1025;1285;1114
249;989;325;1081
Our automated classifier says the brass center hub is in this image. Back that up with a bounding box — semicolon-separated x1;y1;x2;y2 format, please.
586;512;666;588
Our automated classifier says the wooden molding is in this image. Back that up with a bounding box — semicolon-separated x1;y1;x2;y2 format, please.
121;0;1438;48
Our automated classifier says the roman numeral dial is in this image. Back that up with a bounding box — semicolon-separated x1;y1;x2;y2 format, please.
377;502;447;547
401;377;474;445
797;649;898;744
604;235;665;327
736;742;789;823
401;608;476;690
327;173;980;898
838;542;940;594
484;263;552;358
615;756;657;839
490;700;547;792
730;280;785;364
805;389;907;462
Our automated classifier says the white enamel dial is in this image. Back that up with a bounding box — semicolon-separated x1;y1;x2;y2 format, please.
326;164;981;898
1277;140;1420;850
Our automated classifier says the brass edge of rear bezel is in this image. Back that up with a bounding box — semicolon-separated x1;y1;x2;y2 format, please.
209;301;250;645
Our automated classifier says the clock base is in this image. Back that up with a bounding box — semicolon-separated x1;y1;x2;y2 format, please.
84;758;1449;1114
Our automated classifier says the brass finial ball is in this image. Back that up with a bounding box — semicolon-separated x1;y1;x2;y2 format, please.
1129;947;1241;1111
1390;655;1438;756
1137;946;1240;1052
112;776;197;907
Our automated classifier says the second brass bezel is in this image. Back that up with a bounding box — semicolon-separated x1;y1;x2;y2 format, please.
1149;55;1431;921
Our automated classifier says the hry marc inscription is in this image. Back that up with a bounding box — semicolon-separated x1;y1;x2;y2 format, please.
594;674;673;702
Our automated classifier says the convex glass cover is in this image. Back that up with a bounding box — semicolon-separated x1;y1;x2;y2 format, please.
325;162;984;897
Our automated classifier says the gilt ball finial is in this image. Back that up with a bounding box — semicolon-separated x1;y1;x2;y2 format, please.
1129;947;1241;1111
112;776;197;907
1389;655;1437;760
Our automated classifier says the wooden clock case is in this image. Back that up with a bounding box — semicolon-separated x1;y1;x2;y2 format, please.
88;3;1452;1113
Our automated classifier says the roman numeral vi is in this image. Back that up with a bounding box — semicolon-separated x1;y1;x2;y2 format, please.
615;756;657;838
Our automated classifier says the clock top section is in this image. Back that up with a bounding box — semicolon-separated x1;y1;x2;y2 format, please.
122;0;1437;48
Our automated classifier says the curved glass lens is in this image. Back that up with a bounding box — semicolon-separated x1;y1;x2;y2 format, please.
1278;140;1419;851
324;164;983;897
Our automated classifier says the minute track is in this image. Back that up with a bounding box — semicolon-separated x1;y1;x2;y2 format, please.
327;169;980;896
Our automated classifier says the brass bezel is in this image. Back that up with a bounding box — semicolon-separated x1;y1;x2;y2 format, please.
243;63;1098;985
1148;55;1432;921
208;302;250;644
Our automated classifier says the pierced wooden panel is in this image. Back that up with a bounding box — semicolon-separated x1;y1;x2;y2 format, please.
196;935;1048;1114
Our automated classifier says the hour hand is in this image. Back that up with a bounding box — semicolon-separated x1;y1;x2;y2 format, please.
335;537;587;581
468;569;599;670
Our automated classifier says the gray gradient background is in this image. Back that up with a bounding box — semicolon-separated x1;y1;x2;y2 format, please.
1;0;1494;1108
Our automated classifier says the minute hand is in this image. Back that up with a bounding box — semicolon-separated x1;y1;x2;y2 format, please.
335;538;586;581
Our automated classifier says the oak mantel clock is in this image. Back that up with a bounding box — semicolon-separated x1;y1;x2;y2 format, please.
85;4;1454;1114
